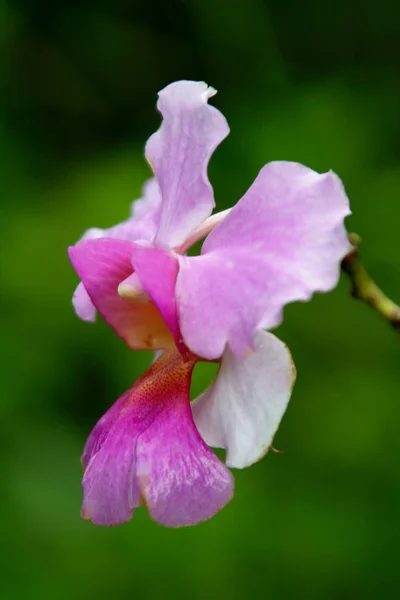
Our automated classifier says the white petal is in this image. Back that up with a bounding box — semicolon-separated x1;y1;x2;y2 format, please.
192;331;296;469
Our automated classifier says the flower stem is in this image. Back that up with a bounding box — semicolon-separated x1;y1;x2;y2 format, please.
341;233;400;331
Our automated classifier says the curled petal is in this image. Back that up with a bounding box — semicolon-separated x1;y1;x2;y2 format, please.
82;348;233;527
73;178;162;321
69;238;172;350
177;162;351;359
130;244;181;345
192;331;296;468
146;81;230;247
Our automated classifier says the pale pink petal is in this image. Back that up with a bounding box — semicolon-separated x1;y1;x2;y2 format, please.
80;177;162;244
192;331;296;468
177;162;351;359
69;238;172;350
146;81;230;247
125;178;162;242
73;178;162;321
72;282;97;322
82;349;233;527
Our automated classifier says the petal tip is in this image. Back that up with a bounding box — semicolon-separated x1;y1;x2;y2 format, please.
158;80;216;104
80;505;92;521
202;84;217;100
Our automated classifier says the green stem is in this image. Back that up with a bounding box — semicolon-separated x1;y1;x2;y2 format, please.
341;233;400;331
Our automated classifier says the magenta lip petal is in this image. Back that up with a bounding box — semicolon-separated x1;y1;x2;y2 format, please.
81;349;233;527
81;391;129;470
145;80;230;248
81;419;141;526
136;402;234;527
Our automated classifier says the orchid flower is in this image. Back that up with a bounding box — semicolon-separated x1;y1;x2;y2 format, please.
69;80;350;527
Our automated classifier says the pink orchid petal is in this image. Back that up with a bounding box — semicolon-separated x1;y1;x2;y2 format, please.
126;178;162;242
82;349;233;527
69;238;172;350
130;244;181;344
136;405;234;527
80;177;162;244
192;331;296;468
82;392;128;470
81;409;142;525
177;162;351;359
73;178;162;322
146;81;230;247
72;282;97;322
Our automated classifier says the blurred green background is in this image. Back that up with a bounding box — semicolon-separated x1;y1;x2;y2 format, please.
2;0;400;598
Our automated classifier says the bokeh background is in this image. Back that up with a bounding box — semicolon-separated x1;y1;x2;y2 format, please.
2;0;400;598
